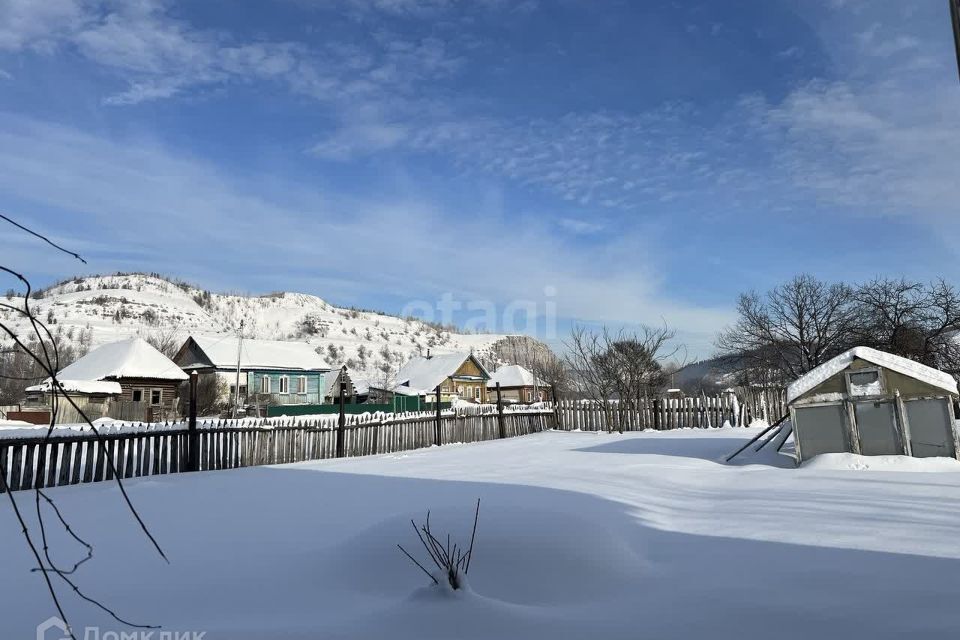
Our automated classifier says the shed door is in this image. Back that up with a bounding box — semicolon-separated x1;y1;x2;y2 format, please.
793;404;850;460
904;399;956;459
853;400;903;456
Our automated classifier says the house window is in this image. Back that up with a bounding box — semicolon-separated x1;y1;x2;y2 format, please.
526;390;532;402
457;385;463;396
132;389;143;402
279;376;289;394
150;389;162;405
475;387;482;400
261;376;271;394
297;376;307;394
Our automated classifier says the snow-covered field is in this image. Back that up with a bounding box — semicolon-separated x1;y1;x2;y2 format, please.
3;426;960;639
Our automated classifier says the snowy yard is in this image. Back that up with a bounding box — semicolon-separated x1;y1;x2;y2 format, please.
4;426;960;639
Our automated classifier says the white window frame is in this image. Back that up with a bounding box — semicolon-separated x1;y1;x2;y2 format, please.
261;376;271;394
150;389;162;406
845;367;885;398
297;376;307;394
132;389;143;402
456;385;464;397
526;389;533;402
474;387;482;400
279;376;289;395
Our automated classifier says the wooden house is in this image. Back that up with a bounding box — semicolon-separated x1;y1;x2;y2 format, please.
26;337;188;422
487;364;550;404
787;347;960;463
388;352;491;403
174;336;331;407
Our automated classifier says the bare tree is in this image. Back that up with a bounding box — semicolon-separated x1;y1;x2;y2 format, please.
717;274;857;382
371;358;399;405
720;274;960;385
0;327;90;404
142;326;182;359
848;277;960;371
0;213;165;639
564;324;678;432
178;374;228;417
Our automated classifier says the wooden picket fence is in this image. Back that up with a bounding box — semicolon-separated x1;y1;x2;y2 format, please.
0;405;553;493
0;391;785;493
555;395;740;431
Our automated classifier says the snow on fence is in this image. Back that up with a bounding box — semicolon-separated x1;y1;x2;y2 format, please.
0;391;786;493
0;405;553;493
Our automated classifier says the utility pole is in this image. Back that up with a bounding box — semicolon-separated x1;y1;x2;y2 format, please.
232;319;244;419
336;366;347;458
188;370;199;472
434;384;442;447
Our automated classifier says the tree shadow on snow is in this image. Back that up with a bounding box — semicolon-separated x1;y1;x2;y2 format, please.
572;434;751;462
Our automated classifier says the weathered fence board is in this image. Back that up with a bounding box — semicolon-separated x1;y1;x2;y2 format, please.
0;392;777;493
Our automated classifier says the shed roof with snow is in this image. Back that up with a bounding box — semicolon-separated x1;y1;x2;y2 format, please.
51;338;188;383
486;364;547;389
25;379;122;396
787;347;958;404
175;336;330;372
786;347;959;463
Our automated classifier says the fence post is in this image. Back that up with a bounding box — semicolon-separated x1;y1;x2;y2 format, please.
653;397;662;430
552;387;561;430
495;382;505;439
434;385;442;447
336;367;346;458
188;370;199;472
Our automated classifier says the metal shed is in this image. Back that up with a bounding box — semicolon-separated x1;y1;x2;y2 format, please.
787;347;960;463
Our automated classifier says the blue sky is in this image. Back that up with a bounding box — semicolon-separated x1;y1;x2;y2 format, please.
1;0;959;357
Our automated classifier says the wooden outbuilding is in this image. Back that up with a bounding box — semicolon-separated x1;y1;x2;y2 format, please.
487;364;549;404
27;337;188;422
787;347;960;463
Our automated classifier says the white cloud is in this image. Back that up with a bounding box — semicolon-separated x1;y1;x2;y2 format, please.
309;122;409;160
0;0;89;52
558;218;605;234
0;114;732;337
0;0;463;108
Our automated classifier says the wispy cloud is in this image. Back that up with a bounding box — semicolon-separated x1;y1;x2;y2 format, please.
0;113;731;336
1;0;465;109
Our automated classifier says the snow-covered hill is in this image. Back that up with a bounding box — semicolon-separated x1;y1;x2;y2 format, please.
0;273;545;381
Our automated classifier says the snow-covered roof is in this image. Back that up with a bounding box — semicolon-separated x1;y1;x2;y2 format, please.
486;364;547;388
25;379;123;395
395;352;487;394
787;346;959;404
53;338;188;382
187;336;330;371
321;367;359;397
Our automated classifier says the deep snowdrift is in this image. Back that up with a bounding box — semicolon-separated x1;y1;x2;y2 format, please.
3;427;960;639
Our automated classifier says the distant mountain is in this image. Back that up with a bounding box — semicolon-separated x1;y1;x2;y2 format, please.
0;273;549;383
669;356;741;394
